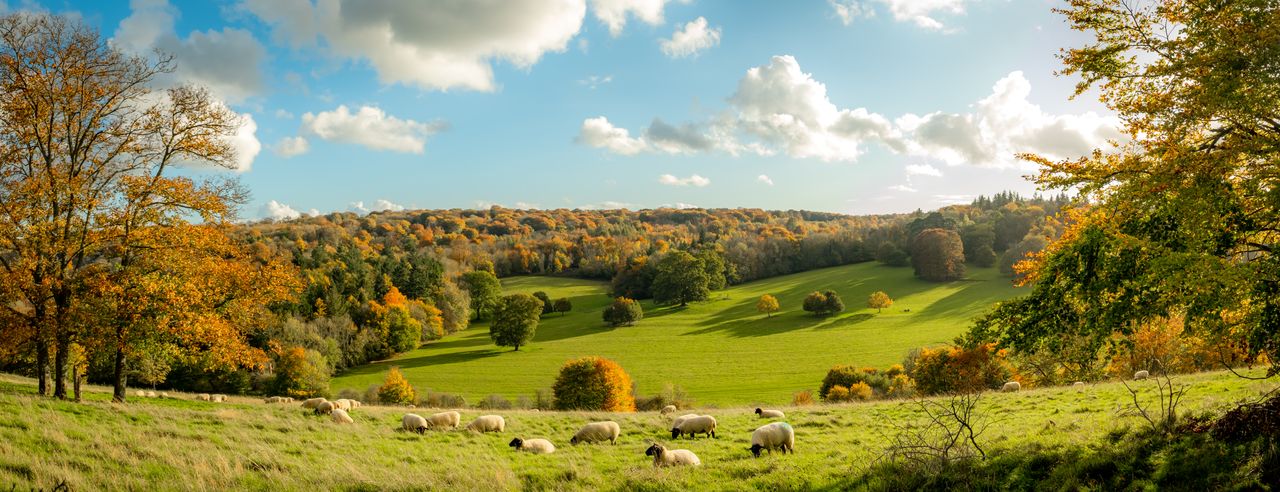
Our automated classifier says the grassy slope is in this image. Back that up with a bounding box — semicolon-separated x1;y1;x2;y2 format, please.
0;372;1273;491
333;263;1024;405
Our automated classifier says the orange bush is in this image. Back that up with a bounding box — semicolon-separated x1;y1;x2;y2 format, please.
826;385;851;402
848;382;873;400
551;356;636;412
377;367;416;405
792;390;816;406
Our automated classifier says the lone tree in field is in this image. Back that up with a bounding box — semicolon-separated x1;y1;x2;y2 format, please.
377;367;416;405
459;270;502;320
912;228;967;281
803;290;845;317
757;294;780;317
868;291;893;313
651;251;710;307
552;356;635;412
552;298;572;316
603;297;644;327
489;294;543;351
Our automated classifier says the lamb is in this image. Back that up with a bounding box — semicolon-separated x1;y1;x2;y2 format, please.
671;415;717;439
508;437;556;454
331;408;354;424
426;411;461;430
645;443;701;467
402;413;429;434
755;408;785;419
749;422;795;457
315;400;337;415
196;393;211;402
1002;381;1021;392
1134;370;1150;380
660;405;677;415
570;421;620;445
466;415;505;433
301;397;326;409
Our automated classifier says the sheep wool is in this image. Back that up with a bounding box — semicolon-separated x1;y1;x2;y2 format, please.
671;413;698;428
1134;370;1150;380
645;444;701;467
301;398;326;409
749;422;795;457
332;409;354;424
332;399;353;411
755;408;785;419
211;394;226;403
402;414;429;434
660;405;677;415
196;394;211;402
671;415;717;439
467;415;505;433
427;411;461;430
1002;381;1021;392
315;401;337;415
508;438;555;454
158;392;170;399
146;391;158;398
134;390;147;397
570;421;621;445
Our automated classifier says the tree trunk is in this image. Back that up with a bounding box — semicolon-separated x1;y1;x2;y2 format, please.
53;330;68;399
36;330;48;396
112;343;128;403
73;365;82;402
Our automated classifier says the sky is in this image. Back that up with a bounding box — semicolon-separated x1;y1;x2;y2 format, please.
11;0;1120;219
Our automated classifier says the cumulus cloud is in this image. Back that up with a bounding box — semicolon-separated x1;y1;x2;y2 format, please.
589;0;671;36
660;16;720;58
243;0;585;92
262;200;301;220
301;105;444;153
658;174;710;187
830;0;970;30
576;117;647;155
579;74;613;89
349;199;406;214
905;163;942;177
273;136;310;158
829;0;873;25
757;174;774;186
226;113;263;172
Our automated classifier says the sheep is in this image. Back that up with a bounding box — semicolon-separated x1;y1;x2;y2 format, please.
660;405;677;415
349;400;361;408
645;443;701;467
1001;381;1021;392
331;408;354;424
755;408;785;419
402;413;429;434
749;422;795;457
426;411;461;430
466;415;505;433
1073;381;1086;387
196;393;211;402
301;397;326;409
508;437;556;454
671;413;698;427
332;399;353;411
158;392;170;399
315;400;337;415
570;421;620;445
1134;370;1150;380
146;391;158;398
134;389;147;397
211;394;226;402
671;415;717;439
264;396;285;404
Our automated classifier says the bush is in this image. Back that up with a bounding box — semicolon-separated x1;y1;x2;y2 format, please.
889;374;916;397
377;367;416;405
821;364;891;400
270;345;331;398
552;356;636;412
635;383;695;411
477;394;513;410
603;297;643;327
532;291;554;315
792;390;816;406
909;343;1013;395
422;391;466;409
848;382;874;400
827;385;851;402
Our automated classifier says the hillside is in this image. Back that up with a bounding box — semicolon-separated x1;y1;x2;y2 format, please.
1;370;1270;490
331;263;1024;405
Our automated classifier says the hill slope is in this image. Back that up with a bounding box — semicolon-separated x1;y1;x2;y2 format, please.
332;263;1024;405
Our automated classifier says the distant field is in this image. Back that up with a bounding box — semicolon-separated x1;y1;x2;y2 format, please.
332;263;1025;405
0;371;1271;490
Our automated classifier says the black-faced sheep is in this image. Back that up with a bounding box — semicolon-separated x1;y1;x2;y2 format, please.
301;397;326;409
402;413;429;434
755;408;785;419
645;443;701;467
749;422;795;457
671;415;717;439
508;437;555;454
315;400;337;415
570;421;620;445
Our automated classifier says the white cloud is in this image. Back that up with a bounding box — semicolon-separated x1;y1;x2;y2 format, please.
658;174;710;187
905;163;942;177
589;0;671;36
274;109;295;119
757;174;774;186
577;200;634;210
576;117;647;155
660;16;720;58
262;200;301;220
301;105;444;154
579;74;613;89
888;184;918;192
273;136;310;158
831;0;971;31
933;194;974;205
349;199;406;214
242;0;585;92
227;113;262;172
829;0;873;25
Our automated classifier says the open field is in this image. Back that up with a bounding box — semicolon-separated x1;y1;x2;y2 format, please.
0;371;1273;490
332;263;1025;406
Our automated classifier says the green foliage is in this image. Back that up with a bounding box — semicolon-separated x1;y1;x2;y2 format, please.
912;228;966;281
602;297;643;327
961;224;998;267
551;356;635;412
908;344;1012;396
532;291;553;315
381;306;423;354
651;251;711;306
270;346;330;398
820;365;892;400
876;242;911;267
489;293;543;351
998;235;1049;276
803;290;844;317
609;257;657;299
551;298;571;315
376;367;415;405
459;271;502;321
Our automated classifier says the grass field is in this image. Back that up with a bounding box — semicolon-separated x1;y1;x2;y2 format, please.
1;371;1273;490
332;263;1025;405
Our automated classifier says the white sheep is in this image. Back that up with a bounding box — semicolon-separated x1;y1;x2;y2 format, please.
315;400;337;415
1002;381;1021;392
402;413;429;434
301;397;326;409
570;421;620;445
1134;370;1150;380
671;413;698;426
1073;381;1086;387
196;393;211;402
466;415;505;433
508;437;555;454
645;443;701;467
349;400;361;408
332;399;353;411
211;394;226;403
660;405;677;415
755;408;785;419
331;408;354;424
264;396;284;404
134;389;147;397
426;411;461;430
146;391;158;398
749;422;795;457
671;415;717;439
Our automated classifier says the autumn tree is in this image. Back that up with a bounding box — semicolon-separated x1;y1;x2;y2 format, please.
489;293;542;351
868;291;893;313
459;270;501;320
603;297;643;327
552;356;636;412
377;367;416;405
651;251;710;307
757;294;780;317
911;228;966;281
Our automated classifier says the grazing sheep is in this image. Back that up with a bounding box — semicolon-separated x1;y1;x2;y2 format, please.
264;396;286;404
466;415;505;433
1002;381;1021;392
349;400;361;408
671;415;717;439
755;408;785;419
158;392;170;399
426;411;461;430
402;413;429;434
301;398;326;409
671;413;698;427
196;393;211;402
749;422;795;457
134;389;147;397
570;421;621;445
645;443;701;467
146;391;158;398
211;394;226;403
331;408;354;424
1134;370;1150;380
1073;381;1086;387
332;399;353;411
508;437;556;454
315;400;337;415
660;405;677;415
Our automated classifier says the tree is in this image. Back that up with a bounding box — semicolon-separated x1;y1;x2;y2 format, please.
377;367;416;405
552;356;635;412
552;298;572;316
603;297;643;327
489;294;542;351
270;345;330;398
459;271;501;320
756;294;780;317
532;291;554;315
961;224;998;267
436;281;471;333
651;251;710;307
998;235;1049;277
876;242;911;267
868;291;893;313
803;291;844;317
695;248;730;290
912;228;966;281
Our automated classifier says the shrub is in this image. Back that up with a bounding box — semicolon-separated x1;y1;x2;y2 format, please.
792;390;816;406
848;382;874;400
377;367;416;405
603;297;643;327
533;389;553;410
270;345;331;398
635;383;695;411
552;356;636;412
889;374;916;397
477;394;513;410
827;385;851;402
423;391;466;409
821;364;891;399
909;343;1013;395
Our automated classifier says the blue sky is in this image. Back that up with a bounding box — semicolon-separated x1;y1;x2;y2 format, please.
15;0;1118;219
